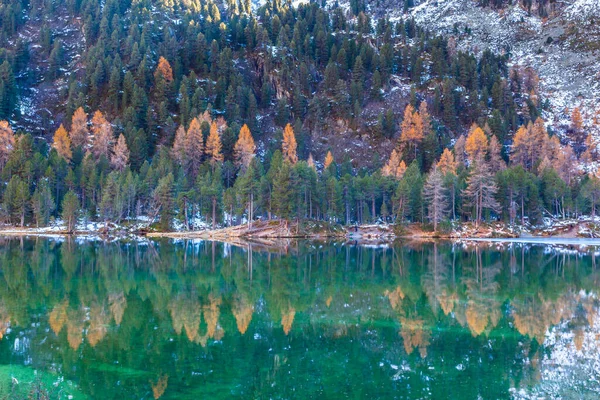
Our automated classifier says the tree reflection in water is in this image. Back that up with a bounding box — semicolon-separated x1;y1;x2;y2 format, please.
0;237;598;399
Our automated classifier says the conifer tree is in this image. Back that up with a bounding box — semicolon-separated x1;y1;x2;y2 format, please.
0;120;15;168
236;159;261;227
423;166;448;231
53;124;72;162
581;174;600;219
419;101;432;137
272;161;293;219
70;107;89;149
61;190;80;232
205;121;224;167
111;134;130;171
234;124;256;171
465;160;500;226
154;56;174;83
382;149;407;179
571;106;583;132
91;111;114;159
307;153;316;169
453;135;467;168
3;175;29;226
400;104;424;160
393;161;422;223
511;125;529;169
184;117;204;176
488;135;506;172
465;124;488;164
282;123;298;164
153;173;175;231
582;134;599;165
437;148;459;220
324;151;334;169
437;148;457;175
172;125;187;165
32;181;54;228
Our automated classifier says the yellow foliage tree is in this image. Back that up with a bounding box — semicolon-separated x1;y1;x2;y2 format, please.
70;107;89;148
437;148;457;175
382;149;407;179
511;125;529;168
582;134;599;164
205;121;223;166
282;123;298;164
234;124;256;170
400;104;424;159
465;124;488;164
155;56;174;83
324;151;334;169
307;153;316;169
571;106;583;132
53;124;72;161
0;120;16;168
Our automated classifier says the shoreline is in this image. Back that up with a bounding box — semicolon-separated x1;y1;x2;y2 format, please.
1;218;599;243
1;229;600;246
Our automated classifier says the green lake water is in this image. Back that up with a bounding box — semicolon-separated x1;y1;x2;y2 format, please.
0;237;598;399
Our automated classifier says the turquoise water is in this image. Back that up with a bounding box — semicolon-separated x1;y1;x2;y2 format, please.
0;238;598;399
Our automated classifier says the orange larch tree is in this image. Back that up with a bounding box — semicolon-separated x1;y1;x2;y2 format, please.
400;104;424;160
53;124;72;161
324;151;334;169
155;56;174;83
307;153;316;170
465;123;488;164
234;124;256;171
0;120;15;168
437;148;457;175
70;107;90;149
205;121;224;166
282;123;298;164
571;106;583;132
382;149;407;179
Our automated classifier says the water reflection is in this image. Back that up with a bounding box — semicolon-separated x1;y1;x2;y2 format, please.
0;238;598;399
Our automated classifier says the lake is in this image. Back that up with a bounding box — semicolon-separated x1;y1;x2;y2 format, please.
0;237;598;399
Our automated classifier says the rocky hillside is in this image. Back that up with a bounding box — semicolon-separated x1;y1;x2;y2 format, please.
288;0;600;144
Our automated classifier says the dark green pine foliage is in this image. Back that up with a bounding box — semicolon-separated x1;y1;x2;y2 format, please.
0;0;575;231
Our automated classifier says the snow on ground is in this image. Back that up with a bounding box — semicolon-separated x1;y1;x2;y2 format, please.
328;0;600;140
408;0;600;136
563;0;600;20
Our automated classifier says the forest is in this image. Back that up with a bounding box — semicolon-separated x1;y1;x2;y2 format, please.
0;0;599;232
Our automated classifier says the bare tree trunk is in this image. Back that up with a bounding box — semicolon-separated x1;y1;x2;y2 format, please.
521;194;525;225
372;194;376;223
212;196;217;229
